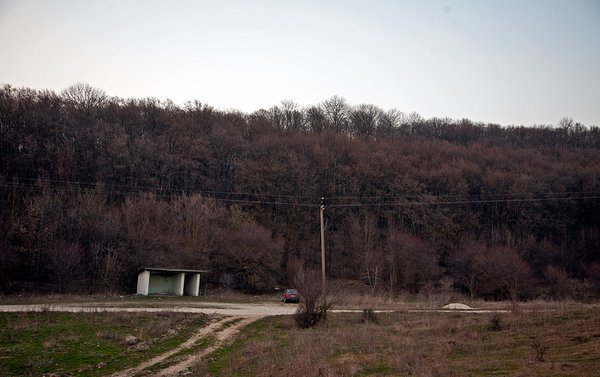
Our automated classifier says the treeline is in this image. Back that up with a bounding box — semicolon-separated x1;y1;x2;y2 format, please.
1;83;600;299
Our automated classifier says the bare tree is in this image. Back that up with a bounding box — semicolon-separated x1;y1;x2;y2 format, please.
350;215;383;293
349;104;382;138
584;262;600;296
321;95;350;132
386;230;442;294
280;99;305;132
61;82;107;111
376;108;404;138
454;243;532;300
304;105;327;133
48;241;83;293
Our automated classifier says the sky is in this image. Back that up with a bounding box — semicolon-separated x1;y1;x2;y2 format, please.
0;0;599;126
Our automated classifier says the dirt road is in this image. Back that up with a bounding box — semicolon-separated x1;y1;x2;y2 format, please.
0;301;298;316
109;316;260;377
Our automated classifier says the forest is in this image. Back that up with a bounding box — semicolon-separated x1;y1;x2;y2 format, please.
1;83;599;300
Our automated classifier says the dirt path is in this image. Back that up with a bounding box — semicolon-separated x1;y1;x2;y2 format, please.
0;302;297;316
153;316;259;377
109;316;259;377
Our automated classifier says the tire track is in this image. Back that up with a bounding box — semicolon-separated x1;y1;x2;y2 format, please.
152;316;259;376
111;316;258;377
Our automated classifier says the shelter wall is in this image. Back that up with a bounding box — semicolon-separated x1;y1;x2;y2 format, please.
137;270;202;296
148;274;181;295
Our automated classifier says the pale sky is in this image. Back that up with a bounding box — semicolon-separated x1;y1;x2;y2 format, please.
1;0;599;126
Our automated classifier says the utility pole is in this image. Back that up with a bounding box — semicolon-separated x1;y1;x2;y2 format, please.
320;197;326;295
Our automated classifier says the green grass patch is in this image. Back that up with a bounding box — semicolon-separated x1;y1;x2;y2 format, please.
0;311;212;376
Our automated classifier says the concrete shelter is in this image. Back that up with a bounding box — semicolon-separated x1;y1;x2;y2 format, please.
136;268;207;296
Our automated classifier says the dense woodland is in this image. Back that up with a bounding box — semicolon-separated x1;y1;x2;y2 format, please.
1;83;600;300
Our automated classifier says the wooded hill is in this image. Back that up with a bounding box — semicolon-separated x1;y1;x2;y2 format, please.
1;83;599;299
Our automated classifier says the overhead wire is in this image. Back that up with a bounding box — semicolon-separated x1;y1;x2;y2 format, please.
326;195;600;208
1;178;599;208
5;177;324;200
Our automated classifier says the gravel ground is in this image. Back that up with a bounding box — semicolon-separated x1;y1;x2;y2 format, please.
0;301;298;316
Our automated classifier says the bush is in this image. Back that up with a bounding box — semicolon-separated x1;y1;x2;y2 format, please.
487;313;502;331
293;270;336;328
361;309;379;324
531;339;549;362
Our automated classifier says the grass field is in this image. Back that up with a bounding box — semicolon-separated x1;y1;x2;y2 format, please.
0;310;212;377
2;299;600;377
195;308;600;377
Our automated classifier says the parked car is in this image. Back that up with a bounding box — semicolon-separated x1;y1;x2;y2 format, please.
281;288;300;303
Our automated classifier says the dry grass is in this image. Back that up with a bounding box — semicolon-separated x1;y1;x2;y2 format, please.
2;286;595;312
330;288;598;312
197;307;600;377
325;279;482;310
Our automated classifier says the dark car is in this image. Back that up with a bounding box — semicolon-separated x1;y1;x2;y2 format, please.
281;289;300;303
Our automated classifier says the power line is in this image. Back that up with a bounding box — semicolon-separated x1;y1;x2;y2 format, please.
1;180;599;208
0;180;320;207
324;190;600;200
327;195;600;208
5;177;323;200
5;177;600;201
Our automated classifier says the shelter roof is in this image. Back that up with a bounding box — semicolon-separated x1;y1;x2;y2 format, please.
139;267;209;274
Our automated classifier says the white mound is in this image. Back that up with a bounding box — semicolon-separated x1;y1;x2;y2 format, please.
442;303;473;310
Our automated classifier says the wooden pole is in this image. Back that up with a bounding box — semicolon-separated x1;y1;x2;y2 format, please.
320;197;326;295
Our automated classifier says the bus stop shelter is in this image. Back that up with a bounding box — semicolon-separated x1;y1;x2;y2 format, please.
136;268;208;296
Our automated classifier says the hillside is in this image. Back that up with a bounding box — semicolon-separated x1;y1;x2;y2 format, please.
1;84;599;299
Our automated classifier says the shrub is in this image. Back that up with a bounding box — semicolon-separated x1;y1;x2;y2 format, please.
361;309;379;324
531;339;549;362
487;314;502;331
293;270;337;328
